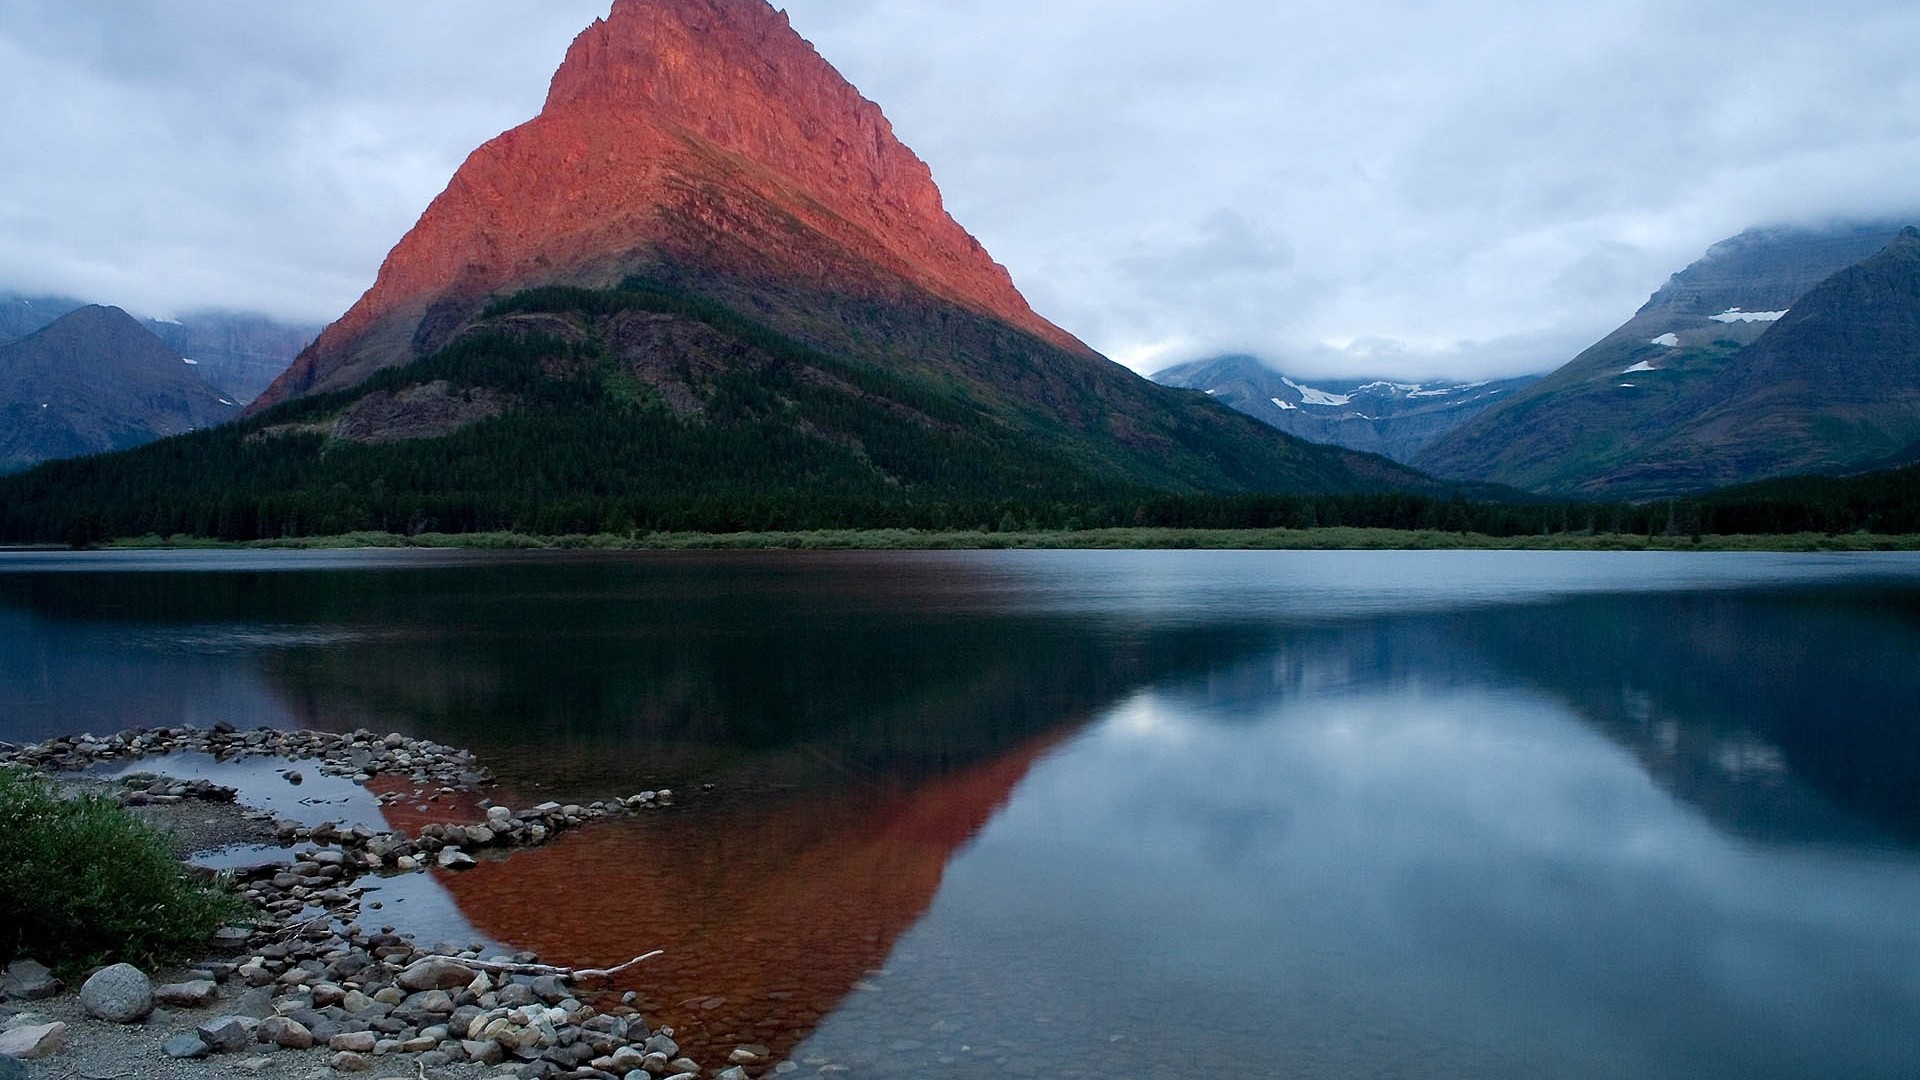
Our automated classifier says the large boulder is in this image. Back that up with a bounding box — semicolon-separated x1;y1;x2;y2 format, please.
79;963;154;1024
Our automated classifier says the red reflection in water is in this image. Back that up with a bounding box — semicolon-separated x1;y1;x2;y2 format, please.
367;773;489;837
427;732;1069;1066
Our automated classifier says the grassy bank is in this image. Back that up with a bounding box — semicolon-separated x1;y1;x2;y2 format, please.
95;527;1920;553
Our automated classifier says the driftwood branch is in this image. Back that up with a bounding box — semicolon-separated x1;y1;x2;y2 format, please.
458;950;663;982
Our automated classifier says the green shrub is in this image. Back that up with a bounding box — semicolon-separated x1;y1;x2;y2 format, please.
0;768;247;973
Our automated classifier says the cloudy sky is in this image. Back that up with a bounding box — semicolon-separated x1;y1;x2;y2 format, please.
3;0;1918;379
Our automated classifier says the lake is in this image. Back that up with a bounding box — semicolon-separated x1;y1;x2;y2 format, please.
3;549;1919;1078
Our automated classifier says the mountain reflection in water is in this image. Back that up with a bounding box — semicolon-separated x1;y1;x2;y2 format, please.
419;731;1070;1066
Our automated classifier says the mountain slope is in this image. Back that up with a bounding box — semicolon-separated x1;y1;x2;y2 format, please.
173;0;1441;521
1602;227;1920;491
1416;220;1915;495
1152;355;1539;463
0;306;241;474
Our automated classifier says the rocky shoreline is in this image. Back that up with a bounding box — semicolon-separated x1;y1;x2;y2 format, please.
0;726;768;1080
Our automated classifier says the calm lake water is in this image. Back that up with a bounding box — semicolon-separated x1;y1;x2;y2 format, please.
3;549;1919;1078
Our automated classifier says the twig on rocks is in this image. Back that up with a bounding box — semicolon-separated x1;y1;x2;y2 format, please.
459;949;663;981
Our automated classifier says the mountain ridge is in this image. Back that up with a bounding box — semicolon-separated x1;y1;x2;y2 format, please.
0;305;240;474
1415;219;1920;496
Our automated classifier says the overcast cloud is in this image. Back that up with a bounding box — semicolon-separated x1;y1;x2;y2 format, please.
2;0;1917;379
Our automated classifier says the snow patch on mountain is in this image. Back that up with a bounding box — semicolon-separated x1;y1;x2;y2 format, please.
1710;309;1789;324
1282;377;1353;407
1651;333;1680;347
1270;397;1298;411
1621;361;1660;374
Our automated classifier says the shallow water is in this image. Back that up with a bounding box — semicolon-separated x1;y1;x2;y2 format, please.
3;549;1918;1077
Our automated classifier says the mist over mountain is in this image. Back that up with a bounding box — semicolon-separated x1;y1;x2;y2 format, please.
1152;355;1540;464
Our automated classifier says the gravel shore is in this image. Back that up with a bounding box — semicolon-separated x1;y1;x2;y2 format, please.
0;726;736;1080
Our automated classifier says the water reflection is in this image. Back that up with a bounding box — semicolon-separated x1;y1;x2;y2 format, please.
4;551;1920;1078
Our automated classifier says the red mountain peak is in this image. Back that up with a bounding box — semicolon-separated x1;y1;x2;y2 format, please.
255;0;1088;411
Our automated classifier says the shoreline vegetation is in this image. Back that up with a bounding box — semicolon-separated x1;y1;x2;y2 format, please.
37;527;1920;554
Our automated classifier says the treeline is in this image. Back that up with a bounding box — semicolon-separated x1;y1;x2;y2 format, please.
1;276;1916;546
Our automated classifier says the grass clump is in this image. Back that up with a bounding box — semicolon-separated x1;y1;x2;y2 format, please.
0;768;246;973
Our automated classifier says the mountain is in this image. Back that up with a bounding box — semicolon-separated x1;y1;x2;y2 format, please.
1151;355;1540;463
1416;220;1919;496
0;306;241;474
253;0;1091;411
2;290;316;404
0;0;1447;544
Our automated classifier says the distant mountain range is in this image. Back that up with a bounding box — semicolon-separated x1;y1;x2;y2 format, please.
1151;355;1540;463
0;306;241;474
1417;220;1920;497
1;291;317;405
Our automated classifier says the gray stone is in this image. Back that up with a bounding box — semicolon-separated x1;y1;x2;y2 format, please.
436;847;476;871
715;1069;750;1080
529;975;569;1004
154;979;219;1008
397;959;475;993
233;986;276;1020
643;1034;679;1059
209;926;254;952
0;1021;65;1060
197;1015;258;1053
330;1050;372;1072
162;1032;211;1060
0;961;61;1003
328;1030;377;1053
257;1016;314;1050
462;1039;504;1065
79;963;154;1024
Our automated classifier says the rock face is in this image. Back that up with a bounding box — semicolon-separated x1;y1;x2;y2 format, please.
78;963;154;1024
0;305;241;474
1417;219;1920;496
1152;355;1540;463
256;0;1088;410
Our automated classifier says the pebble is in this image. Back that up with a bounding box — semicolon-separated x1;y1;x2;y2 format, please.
197;1015;258;1053
154;979;219;1008
162;1031;212;1059
258;1015;315;1049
